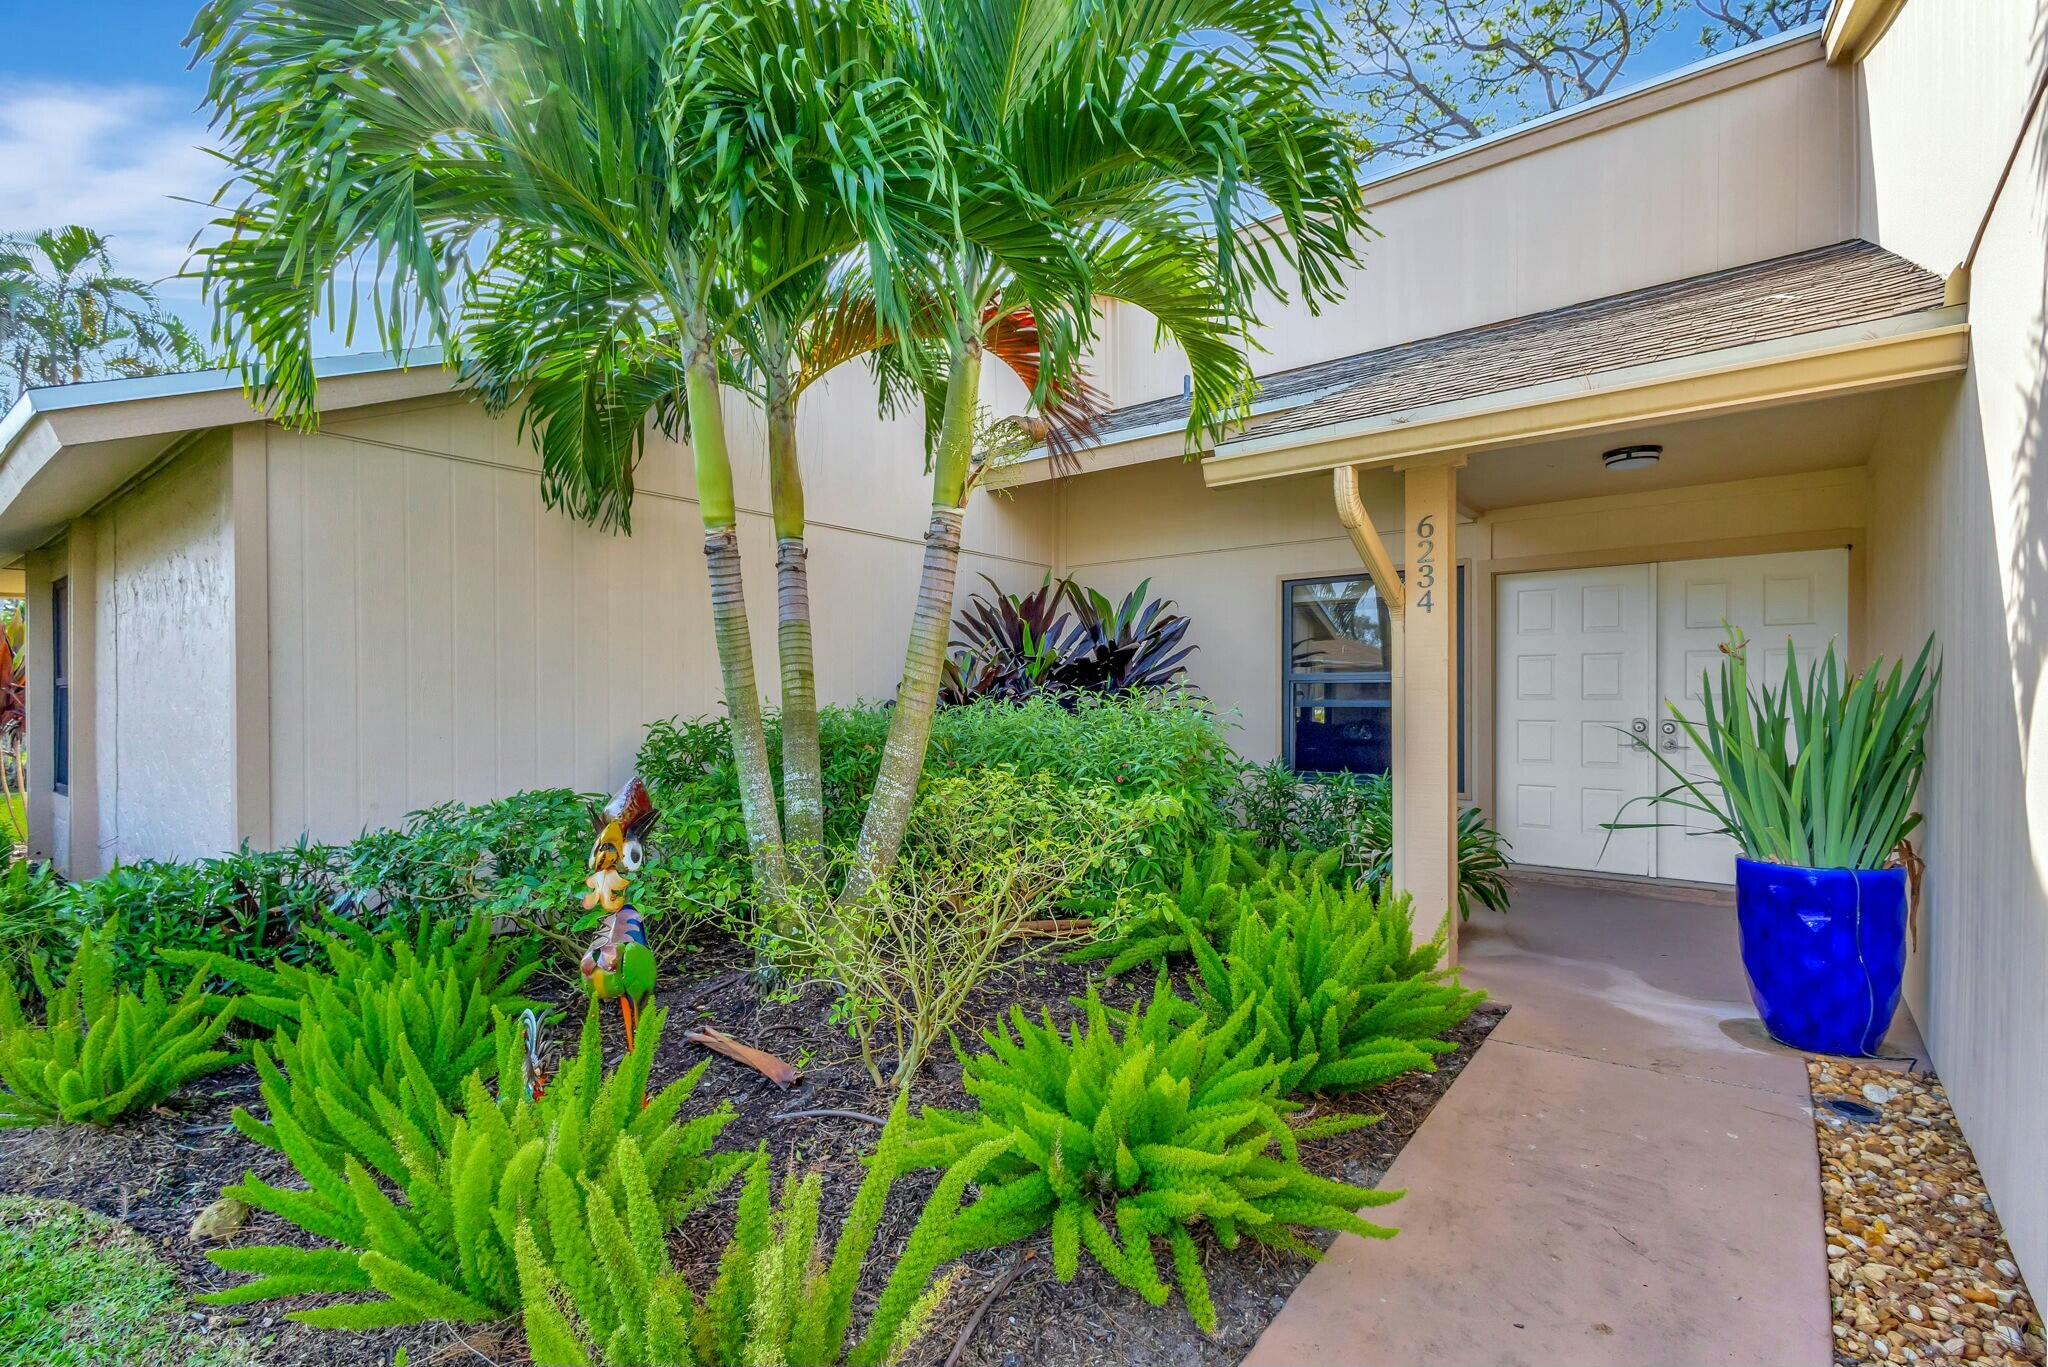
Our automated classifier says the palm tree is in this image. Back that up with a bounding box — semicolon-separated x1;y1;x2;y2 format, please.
835;0;1374;898
730;265;1107;875
462;251;1099;889
188;0;958;903
1;227;207;408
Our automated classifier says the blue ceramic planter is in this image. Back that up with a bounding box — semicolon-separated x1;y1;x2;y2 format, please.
1734;859;1907;1057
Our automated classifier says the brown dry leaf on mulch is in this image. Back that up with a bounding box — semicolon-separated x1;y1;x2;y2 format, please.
1812;1060;2045;1367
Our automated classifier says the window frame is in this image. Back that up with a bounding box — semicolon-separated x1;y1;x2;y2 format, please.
51;576;69;797
1280;566;1468;792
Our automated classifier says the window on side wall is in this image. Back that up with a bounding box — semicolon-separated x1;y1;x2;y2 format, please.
1282;569;1466;791
51;577;69;796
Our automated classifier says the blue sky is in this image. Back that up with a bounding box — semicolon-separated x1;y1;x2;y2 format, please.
1;3;220;334
0;3;1806;353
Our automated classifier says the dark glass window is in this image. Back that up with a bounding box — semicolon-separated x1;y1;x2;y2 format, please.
1282;569;1467;789
51;577;69;796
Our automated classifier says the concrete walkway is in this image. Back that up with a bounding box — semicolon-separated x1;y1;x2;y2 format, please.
1246;875;1915;1367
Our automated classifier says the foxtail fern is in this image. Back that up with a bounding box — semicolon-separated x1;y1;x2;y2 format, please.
166;912;539;1034
517;1099;1007;1366
0;926;240;1127
903;979;1399;1333
1072;835;1346;976
204;1004;742;1329
192;918;541;1176
1185;880;1485;1094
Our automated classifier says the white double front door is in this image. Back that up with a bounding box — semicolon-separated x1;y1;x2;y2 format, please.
1494;549;1849;884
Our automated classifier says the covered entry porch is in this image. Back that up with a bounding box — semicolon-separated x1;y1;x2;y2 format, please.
1197;240;1969;955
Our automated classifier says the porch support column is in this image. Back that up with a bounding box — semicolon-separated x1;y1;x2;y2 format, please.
1400;461;1462;964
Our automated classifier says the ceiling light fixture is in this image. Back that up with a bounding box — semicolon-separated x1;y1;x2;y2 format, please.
1602;443;1663;471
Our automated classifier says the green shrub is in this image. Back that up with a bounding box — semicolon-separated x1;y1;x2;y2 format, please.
516;1101;1006;1367
60;844;334;989
0;860;66;996
173;916;542;1177
1072;835;1345;976
902;979;1399;1333
774;770;1154;1088
1233;764;1513;920
0;926;240;1127
329;788;707;943
1184;880;1485;1094
640;692;1241;910
28;786;718;993
205;1004;743;1329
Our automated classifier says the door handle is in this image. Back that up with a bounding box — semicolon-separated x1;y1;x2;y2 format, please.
1628;717;1649;751
1659;719;1682;752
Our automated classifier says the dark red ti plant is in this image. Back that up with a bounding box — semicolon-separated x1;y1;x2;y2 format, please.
939;575;1195;705
0;622;22;745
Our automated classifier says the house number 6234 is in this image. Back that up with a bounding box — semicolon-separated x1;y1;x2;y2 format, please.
1414;514;1436;613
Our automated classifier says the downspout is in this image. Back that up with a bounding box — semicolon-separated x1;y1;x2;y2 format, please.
1946;56;2048;306
1334;465;1408;889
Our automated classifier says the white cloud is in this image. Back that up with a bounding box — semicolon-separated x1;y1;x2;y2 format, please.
0;82;221;330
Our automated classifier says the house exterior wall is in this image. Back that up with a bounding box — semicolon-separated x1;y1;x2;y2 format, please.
1856;0;2048;1292
259;368;1055;845
23;437;238;874
1052;460;1868;795
1094;33;1861;411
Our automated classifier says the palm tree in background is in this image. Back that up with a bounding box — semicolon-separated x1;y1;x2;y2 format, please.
1;227;207;408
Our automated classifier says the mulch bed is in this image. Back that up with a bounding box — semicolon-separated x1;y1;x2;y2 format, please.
1812;1060;2045;1366
0;934;1501;1367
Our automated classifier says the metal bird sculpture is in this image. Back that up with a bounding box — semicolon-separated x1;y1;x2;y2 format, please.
519;1008;552;1102
580;777;659;1055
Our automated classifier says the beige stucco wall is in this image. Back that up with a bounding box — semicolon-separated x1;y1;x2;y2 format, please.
260;367;1054;845
1093;33;1861;410
1856;0;2048;1292
23;437;239;873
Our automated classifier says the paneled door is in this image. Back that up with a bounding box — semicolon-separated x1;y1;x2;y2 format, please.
1654;550;1851;883
1493;565;1657;876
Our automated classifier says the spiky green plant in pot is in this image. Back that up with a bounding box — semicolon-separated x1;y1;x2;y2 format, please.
1612;629;1940;1057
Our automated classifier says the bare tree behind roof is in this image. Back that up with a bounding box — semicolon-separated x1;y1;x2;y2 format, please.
1340;0;1825;164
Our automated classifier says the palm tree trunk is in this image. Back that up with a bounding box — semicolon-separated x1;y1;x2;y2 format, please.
684;350;790;905
767;390;825;876
842;341;983;901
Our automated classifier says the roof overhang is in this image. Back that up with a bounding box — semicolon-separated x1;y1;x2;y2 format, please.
0;351;455;558
1201;305;1968;488
1823;0;1908;65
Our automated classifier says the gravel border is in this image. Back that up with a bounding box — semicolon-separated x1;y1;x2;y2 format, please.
1812;1060;2045;1365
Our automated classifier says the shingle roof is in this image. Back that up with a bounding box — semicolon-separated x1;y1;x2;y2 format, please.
1090;240;1945;450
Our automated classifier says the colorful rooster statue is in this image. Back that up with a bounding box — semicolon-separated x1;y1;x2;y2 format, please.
579;777;660;1054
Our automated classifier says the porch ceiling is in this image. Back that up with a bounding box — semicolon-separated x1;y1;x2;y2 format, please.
1452;388;1887;512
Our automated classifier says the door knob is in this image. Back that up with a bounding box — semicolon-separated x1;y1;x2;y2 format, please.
1659;719;1682;752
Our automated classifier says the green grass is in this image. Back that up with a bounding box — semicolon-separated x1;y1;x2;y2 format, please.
0;797;20;849
0;1197;257;1367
